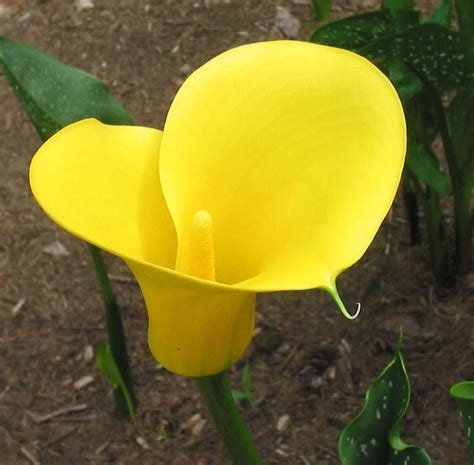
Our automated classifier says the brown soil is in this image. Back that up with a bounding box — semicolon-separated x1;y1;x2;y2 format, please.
0;1;472;464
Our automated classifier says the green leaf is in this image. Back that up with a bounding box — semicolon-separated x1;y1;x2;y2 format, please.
362;24;470;91
251;396;264;407
387;60;424;103
456;0;474;40
232;361;263;407
455;0;474;72
406;144;451;195
413;89;439;145
310;10;419;50
0;36;132;141
383;0;413;11
96;343;135;416
450;381;474;464
447;88;474;184
312;0;331;21
231;390;249;401
382;0;419;30
424;0;451;28
242;361;252;394
339;343;431;465
311;12;398;50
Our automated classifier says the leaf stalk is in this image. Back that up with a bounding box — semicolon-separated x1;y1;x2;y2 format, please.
88;244;136;416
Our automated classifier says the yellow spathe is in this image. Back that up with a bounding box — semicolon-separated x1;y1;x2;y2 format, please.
29;41;406;377
130;258;255;377
161;41;405;290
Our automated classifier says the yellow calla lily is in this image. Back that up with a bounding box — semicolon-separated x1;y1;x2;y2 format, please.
29;41;406;377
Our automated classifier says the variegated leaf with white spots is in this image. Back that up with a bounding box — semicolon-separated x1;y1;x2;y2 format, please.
451;382;474;465
0;36;132;140
339;344;431;465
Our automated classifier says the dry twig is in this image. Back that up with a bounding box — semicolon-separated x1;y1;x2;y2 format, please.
10;297;26;316
44;426;78;447
20;447;40;465
26;404;88;424
279;344;300;372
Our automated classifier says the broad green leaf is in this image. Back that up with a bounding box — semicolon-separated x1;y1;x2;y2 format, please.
382;0;418;31
451;381;474;464
339;344;431;465
425;0;451;28
406;143;451;195
0;36;132;141
383;0;413;11
387;60;424;103
96;343;135;416
362;24;469;91
311;12;398;50
389;9;420;30
447;89;474;184
312;0;331;21
310;10;419;51
412;89;439;146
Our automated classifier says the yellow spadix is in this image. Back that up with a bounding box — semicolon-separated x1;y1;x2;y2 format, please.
29;41;406;377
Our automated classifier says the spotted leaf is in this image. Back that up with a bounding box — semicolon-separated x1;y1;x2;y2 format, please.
339;343;431;465
451;382;474;465
311;12;401;50
0;36;132;140
362;24;470;91
310;7;420;50
382;0;413;12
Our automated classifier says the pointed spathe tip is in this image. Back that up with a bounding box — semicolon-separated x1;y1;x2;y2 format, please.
328;283;361;320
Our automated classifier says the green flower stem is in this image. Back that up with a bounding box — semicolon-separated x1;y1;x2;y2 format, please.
195;372;262;465
432;93;472;276
409;172;448;285
402;176;421;246
424;187;448;285
88;243;136;416
406;100;448;284
452;180;472;276
455;0;474;72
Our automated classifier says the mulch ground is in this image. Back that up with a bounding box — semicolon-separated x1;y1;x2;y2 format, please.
0;0;472;464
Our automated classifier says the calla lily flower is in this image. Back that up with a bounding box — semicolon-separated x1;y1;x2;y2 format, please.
29;41;405;377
